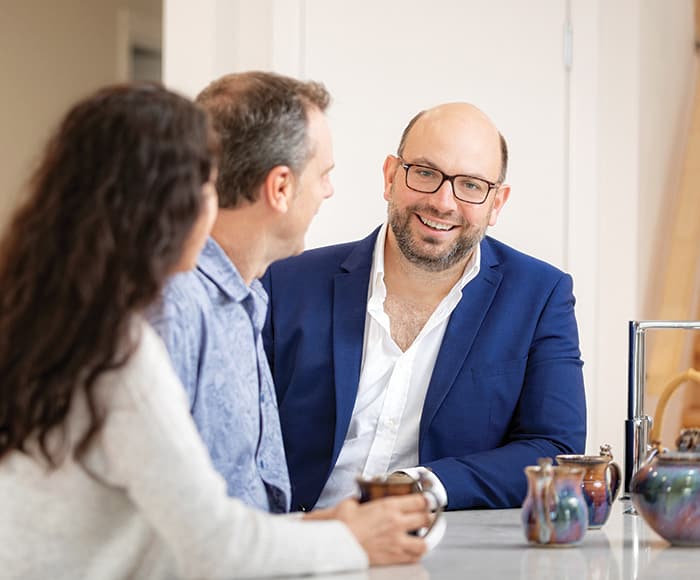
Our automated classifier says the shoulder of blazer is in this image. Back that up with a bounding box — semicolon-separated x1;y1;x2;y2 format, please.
481;236;568;281
268;227;381;278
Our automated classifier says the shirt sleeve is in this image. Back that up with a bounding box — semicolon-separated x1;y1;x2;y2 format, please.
84;324;368;579
147;278;203;409
397;467;448;508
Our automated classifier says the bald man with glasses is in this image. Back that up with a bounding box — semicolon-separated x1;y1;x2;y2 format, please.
262;102;586;512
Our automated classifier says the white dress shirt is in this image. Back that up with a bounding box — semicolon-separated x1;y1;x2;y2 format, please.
316;223;480;509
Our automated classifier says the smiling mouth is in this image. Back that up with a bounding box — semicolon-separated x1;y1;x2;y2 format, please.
417;214;455;232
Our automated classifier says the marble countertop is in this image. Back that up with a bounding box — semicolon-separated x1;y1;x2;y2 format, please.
279;500;700;579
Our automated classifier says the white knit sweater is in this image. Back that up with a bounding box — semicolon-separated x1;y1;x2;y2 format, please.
0;320;366;579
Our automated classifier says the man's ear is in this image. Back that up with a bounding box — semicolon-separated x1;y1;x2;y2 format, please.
488;184;511;226
382;155;399;202
262;165;295;214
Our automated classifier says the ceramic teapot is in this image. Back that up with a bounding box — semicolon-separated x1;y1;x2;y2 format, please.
522;458;588;546
630;368;700;546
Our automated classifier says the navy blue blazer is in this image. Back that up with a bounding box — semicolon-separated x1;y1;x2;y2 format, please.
262;228;586;511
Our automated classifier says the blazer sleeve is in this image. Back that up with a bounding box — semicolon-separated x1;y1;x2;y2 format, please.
423;273;587;509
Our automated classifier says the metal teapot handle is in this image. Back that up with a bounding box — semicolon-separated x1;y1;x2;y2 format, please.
649;368;700;447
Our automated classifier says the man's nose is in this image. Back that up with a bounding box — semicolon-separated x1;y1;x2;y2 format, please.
431;178;458;210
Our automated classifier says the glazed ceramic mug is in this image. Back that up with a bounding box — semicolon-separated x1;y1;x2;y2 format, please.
356;471;442;538
522;458;589;546
556;444;621;529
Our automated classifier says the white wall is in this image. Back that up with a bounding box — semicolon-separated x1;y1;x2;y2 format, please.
592;0;643;464
301;0;569;267
163;0;697;466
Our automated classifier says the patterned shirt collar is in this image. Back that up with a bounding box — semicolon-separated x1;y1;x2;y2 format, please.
196;237;268;313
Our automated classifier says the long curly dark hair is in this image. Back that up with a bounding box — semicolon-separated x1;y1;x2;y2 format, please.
0;83;218;465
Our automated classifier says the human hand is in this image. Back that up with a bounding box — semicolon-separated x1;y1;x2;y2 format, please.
331;496;431;566
302;506;335;521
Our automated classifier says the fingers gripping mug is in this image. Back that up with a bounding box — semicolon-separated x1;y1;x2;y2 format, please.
356;471;443;538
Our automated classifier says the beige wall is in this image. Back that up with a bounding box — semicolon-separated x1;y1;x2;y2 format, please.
582;0;696;459
637;1;697;448
0;0;162;229
639;1;696;318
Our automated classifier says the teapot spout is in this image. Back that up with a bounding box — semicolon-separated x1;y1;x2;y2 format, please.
641;441;663;467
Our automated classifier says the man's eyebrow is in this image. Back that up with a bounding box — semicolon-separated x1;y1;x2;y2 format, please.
405;156;491;181
405;156;436;167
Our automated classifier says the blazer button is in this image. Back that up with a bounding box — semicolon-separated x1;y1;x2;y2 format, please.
297;504;308;512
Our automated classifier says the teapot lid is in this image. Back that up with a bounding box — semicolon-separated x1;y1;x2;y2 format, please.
676;428;700;453
657;451;700;464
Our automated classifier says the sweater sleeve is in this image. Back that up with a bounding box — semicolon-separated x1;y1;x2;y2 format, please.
84;322;368;579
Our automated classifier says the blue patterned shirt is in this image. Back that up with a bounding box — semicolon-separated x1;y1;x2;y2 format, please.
149;237;290;513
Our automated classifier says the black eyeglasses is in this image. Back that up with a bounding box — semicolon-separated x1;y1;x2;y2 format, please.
397;157;500;205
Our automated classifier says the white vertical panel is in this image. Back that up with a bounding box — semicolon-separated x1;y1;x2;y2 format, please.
595;0;641;463
569;0;600;453
271;0;304;77
228;0;273;73
163;0;277;97
162;0;218;97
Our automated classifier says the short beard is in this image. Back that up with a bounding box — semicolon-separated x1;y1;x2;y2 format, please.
388;199;486;272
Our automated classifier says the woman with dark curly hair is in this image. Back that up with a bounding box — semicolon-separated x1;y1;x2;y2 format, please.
0;84;429;580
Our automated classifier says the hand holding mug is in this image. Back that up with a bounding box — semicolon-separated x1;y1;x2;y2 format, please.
338;495;431;565
356;471;443;539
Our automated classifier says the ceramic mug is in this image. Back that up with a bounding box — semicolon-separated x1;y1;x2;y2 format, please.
356;471;442;538
522;458;588;547
556;444;621;529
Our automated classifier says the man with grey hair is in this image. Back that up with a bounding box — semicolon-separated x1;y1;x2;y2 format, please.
150;71;335;514
262;102;586;512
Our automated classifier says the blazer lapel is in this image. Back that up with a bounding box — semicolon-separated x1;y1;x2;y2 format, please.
419;239;503;445
331;229;379;463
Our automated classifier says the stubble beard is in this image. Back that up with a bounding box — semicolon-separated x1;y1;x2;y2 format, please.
388;199;487;272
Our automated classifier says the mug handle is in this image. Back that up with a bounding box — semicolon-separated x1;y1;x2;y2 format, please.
606;460;622;502
417;490;443;538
